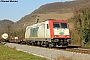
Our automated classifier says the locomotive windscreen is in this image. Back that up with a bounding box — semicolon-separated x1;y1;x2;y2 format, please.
53;23;67;28
61;23;67;28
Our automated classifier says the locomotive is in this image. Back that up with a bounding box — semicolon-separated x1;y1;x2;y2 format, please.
25;19;71;47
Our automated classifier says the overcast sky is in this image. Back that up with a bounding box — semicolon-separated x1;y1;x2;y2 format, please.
0;0;74;22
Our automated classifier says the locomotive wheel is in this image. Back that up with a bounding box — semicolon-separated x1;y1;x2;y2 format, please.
49;43;54;48
32;42;35;46
41;42;44;47
44;42;48;48
37;41;41;46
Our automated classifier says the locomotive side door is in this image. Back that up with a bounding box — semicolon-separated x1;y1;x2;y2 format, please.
46;24;50;38
45;21;50;38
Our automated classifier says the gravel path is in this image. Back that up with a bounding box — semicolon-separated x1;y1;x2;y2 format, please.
5;43;90;60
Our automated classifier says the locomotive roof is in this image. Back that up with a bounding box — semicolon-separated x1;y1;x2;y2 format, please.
26;19;68;28
46;19;68;23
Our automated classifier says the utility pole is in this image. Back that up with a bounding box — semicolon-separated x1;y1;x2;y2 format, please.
7;25;11;41
36;16;39;23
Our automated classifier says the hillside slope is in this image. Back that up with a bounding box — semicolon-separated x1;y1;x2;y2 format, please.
0;20;14;35
11;0;90;31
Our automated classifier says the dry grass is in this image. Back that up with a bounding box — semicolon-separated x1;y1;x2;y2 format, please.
56;56;72;60
37;13;73;22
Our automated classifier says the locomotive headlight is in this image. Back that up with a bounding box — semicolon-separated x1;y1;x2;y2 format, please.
66;36;69;38
55;36;57;37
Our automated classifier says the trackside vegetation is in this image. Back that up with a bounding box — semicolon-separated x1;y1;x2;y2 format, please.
69;7;90;47
0;45;47;60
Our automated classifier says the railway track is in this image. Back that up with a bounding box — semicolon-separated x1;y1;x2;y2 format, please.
0;42;89;60
66;47;90;54
4;42;90;60
26;44;90;54
1;42;90;54
49;46;90;54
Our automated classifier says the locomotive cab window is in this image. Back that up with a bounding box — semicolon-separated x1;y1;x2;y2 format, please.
61;23;67;28
53;23;60;28
53;22;67;28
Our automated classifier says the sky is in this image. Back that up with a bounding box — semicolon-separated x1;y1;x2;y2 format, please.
0;0;73;22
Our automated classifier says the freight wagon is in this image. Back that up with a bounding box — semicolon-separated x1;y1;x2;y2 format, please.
25;19;71;47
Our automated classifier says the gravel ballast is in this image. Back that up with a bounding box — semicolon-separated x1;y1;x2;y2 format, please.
5;43;90;60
